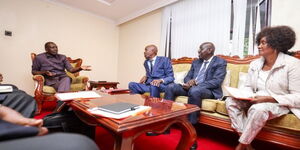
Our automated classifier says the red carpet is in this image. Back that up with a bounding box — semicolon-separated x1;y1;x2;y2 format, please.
35;106;294;150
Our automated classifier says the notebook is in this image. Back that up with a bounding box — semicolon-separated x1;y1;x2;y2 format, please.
96;102;140;115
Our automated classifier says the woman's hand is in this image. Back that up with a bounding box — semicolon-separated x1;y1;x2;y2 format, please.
251;96;277;104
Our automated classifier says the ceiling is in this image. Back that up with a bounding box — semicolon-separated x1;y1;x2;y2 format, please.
49;0;179;25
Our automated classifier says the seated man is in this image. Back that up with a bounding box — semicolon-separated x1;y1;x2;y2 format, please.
164;42;227;124
0;105;99;150
128;45;174;98
32;42;91;108
0;73;36;118
32;42;91;93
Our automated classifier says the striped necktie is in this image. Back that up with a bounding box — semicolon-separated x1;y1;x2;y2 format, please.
196;61;209;84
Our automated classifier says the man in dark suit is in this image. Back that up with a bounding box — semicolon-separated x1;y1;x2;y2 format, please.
164;42;227;124
129;45;174;98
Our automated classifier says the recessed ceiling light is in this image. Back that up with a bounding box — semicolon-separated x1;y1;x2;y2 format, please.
96;0;115;6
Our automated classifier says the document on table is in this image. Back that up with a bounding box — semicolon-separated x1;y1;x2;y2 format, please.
55;91;101;101
88;105;151;119
0;86;13;93
224;86;255;100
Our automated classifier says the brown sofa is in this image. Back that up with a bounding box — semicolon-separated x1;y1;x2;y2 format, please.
162;55;300;149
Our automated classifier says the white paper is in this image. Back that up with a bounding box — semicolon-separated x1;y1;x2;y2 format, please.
224;86;255;100
0;86;13;93
55;91;101;101
88;106;151;119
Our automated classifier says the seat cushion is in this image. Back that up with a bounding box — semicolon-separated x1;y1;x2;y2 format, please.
267;114;300;131
43;86;56;94
43;83;86;95
143;92;165;98
216;100;300;131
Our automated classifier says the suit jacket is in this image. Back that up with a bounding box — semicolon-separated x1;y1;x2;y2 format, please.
184;56;227;99
144;56;174;85
244;52;300;119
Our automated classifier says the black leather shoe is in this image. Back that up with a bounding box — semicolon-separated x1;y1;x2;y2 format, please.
190;141;198;150
146;128;171;136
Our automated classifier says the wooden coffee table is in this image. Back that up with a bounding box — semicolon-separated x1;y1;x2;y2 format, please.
68;93;200;150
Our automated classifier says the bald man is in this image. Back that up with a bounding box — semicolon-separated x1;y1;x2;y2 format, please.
164;42;227;124
128;45;174;98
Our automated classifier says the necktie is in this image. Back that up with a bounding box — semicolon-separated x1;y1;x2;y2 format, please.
149;60;154;73
196;61;209;84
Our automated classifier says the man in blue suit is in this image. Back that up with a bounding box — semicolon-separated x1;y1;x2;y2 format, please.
164;42;227;124
129;45;174;98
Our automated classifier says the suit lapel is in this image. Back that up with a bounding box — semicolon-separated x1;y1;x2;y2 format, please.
144;60;150;74
205;56;216;76
152;56;161;74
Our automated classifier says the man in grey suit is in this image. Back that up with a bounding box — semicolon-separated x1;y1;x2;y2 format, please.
164;42;227;124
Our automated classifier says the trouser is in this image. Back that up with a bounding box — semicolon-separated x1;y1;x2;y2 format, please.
128;82;167;98
0;90;36;118
0;133;99;150
225;97;290;144
164;83;214;124
46;76;71;110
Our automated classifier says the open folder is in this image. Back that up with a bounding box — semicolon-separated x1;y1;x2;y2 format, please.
224;86;255;100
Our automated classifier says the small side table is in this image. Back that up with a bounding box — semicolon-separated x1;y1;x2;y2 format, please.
88;81;119;90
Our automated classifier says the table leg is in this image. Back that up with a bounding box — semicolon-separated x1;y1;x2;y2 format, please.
175;117;197;150
114;132;134;150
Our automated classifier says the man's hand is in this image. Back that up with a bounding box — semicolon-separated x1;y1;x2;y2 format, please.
251;96;277;104
187;79;197;86
80;65;92;71
0;106;48;136
139;76;147;84
151;79;163;87
182;83;191;90
45;71;56;76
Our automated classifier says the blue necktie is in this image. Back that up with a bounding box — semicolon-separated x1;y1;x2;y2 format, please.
196;61;209;84
149;60;154;73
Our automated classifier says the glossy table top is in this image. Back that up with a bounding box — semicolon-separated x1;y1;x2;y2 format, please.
69;93;200;132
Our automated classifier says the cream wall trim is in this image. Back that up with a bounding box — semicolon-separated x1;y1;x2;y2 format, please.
117;0;179;25
43;0;116;24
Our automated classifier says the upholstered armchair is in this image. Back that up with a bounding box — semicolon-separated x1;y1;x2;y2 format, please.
31;53;89;114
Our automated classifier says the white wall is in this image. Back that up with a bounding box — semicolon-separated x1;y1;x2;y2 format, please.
0;0;119;95
118;9;163;88
272;0;300;50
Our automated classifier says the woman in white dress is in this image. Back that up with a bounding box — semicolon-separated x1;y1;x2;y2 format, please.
226;26;300;150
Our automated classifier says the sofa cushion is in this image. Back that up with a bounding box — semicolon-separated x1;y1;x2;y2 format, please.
222;70;231;96
227;63;249;88
172;63;191;72
174;71;188;84
238;72;248;89
215;101;228;115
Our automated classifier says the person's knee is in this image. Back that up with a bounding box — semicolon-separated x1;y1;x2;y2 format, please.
165;83;176;93
188;87;205;97
248;104;269;118
128;82;136;90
